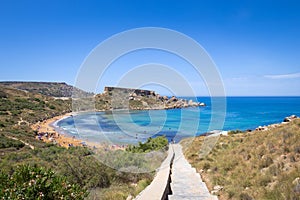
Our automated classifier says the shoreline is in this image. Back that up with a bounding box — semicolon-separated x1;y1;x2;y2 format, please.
31;113;85;148
31;112;126;150
31;109;299;149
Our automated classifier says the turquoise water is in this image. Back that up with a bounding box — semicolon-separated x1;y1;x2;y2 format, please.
55;97;300;144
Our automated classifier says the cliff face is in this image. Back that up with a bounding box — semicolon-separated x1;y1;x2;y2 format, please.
0;81;93;98
94;86;205;110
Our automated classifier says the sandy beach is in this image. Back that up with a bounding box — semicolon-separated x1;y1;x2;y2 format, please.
31;112;126;150
31;113;89;148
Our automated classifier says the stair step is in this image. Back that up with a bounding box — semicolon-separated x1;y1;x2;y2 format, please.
168;194;218;200
169;144;218;200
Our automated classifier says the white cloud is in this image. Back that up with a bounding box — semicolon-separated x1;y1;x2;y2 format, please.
230;76;249;81
264;72;300;79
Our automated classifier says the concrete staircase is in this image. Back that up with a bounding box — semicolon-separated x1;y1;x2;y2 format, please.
168;144;218;200
134;144;217;200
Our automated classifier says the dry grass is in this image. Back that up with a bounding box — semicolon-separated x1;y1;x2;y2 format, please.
182;119;300;200
87;178;151;200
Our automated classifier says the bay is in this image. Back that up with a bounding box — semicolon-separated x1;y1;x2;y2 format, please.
55;97;300;144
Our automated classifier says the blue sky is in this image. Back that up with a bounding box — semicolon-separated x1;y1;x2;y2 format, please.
0;0;299;96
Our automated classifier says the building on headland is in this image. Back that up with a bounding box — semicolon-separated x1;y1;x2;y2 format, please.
101;86;205;110
104;86;156;97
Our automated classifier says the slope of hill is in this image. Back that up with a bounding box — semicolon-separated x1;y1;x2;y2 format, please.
0;82;204;111
181;118;300;200
0;81;93;97
0;85;152;199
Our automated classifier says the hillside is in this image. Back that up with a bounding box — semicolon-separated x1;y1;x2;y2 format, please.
0;81;93;97
1;83;300;199
0;82;204;111
0;85;153;199
181;118;300;200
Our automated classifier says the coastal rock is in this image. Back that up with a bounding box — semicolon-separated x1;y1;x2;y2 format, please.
284;115;298;122
169;96;178;102
255;126;268;131
199;102;206;106
254;116;298;132
187;99;199;107
150;91;156;96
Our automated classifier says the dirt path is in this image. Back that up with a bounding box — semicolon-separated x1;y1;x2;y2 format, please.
6;135;35;150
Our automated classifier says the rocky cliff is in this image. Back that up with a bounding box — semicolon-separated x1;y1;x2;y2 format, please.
94;86;205;110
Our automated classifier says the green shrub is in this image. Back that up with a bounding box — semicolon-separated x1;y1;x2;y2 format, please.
0;122;5;127
0;136;25;149
228;130;243;135
126;136;168;153
134;179;151;195
49;105;56;109
0;165;88;199
0;111;8;115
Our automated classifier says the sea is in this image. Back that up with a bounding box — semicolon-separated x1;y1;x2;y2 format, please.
54;97;300;145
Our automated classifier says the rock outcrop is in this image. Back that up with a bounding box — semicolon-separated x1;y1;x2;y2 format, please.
283;115;298;122
95;86;205;110
255;115;298;131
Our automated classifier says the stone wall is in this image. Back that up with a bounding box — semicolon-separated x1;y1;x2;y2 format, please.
104;86;155;97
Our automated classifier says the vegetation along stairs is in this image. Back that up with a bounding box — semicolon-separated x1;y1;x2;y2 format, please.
135;144;218;200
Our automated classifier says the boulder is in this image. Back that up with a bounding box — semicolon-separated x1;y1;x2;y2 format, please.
169;96;178;102
284;115;297;122
150;91;156;96
187;100;198;106
255;126;268;131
